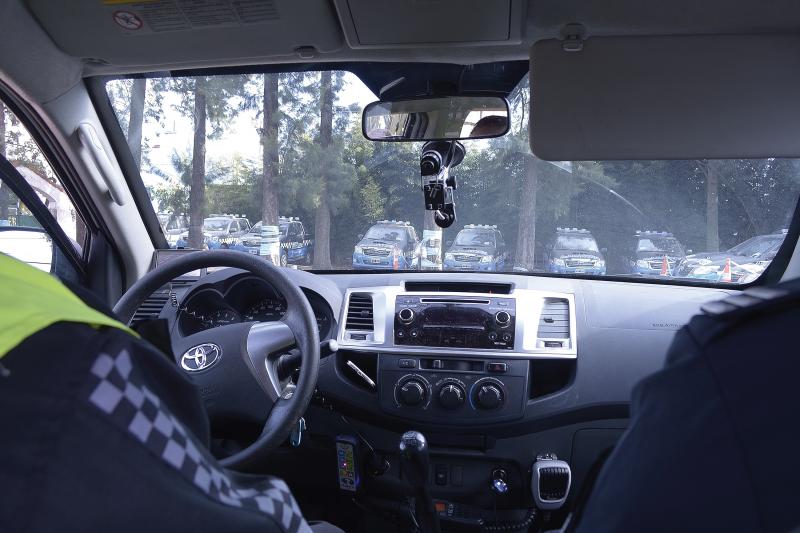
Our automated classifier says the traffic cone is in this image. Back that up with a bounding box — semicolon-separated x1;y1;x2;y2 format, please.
721;257;732;282
660;255;669;276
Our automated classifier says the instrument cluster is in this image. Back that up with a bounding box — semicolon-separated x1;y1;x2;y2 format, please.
178;276;332;338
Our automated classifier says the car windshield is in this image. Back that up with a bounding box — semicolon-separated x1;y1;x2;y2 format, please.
455;230;495;246
203;219;229;231
555;236;600;253
365;227;406;242
104;69;800;283
727;235;783;257
637;237;683;254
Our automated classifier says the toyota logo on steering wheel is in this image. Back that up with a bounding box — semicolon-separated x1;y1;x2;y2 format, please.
181;343;221;372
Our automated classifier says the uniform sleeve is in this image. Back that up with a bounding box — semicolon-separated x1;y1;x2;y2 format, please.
573;326;761;533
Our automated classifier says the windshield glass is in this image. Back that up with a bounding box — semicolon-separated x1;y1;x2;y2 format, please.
455;230;495;247
555;236;599;252
365;227;406;242
203;219;229;231
104;70;800;284
727;235;783;257
637;237;683;254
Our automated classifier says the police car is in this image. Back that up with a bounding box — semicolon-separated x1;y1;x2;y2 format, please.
443;224;507;271
621;231;686;276
546;228;606;275
235;217;314;267
352;220;420;270
175;214;251;249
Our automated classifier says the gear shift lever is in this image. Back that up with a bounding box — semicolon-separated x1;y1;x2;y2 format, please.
399;431;441;533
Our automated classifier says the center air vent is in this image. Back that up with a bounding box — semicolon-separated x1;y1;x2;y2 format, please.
346;293;374;331
537;298;570;339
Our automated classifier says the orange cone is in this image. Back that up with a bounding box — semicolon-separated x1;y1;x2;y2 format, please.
721;257;732;282
660;255;669;276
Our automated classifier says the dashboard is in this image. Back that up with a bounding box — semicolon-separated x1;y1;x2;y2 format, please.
177;275;334;339
137;255;736;517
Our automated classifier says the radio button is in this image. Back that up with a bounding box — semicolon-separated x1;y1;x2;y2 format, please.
495;311;511;328
398;307;415;324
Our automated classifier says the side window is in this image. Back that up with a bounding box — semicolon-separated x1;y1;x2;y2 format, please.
0;102;87;273
229;220;239;233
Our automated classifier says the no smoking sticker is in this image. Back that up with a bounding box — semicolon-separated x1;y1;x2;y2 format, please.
113;10;143;31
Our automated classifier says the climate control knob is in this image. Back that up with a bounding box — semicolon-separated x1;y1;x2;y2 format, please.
398;308;415;324
476;383;504;410
398;379;427;406
438;383;465;409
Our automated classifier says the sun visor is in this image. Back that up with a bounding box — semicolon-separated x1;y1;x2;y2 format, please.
530;34;800;160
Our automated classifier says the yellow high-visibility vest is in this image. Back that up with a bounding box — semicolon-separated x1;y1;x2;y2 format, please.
0;252;137;359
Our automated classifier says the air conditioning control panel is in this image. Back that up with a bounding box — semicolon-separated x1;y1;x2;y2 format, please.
378;354;528;424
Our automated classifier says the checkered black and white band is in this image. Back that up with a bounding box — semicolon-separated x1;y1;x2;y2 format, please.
86;348;312;533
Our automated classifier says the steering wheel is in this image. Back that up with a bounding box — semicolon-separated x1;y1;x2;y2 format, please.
113;250;320;471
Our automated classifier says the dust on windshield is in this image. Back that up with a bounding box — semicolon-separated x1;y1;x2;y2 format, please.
104;71;800;284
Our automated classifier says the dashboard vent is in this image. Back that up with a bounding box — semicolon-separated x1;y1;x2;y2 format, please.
538;298;570;339
404;281;512;294
130;279;195;327
131;290;170;327
346;293;374;331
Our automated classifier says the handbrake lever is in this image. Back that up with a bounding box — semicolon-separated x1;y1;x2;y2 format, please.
276;339;338;379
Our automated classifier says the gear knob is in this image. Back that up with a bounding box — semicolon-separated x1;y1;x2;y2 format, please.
399;431;429;488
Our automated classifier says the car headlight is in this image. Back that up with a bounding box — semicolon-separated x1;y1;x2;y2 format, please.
553;258;566;266
636;259;651;268
445;253;455;261
480;255;493;263
354;246;363;255
595;260;605;268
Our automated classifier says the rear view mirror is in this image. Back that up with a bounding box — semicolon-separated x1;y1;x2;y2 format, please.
363;96;509;142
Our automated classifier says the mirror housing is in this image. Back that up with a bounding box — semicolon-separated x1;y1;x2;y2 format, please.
363;96;509;142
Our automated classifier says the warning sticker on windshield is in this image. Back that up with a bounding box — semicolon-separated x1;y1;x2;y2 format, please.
104;0;279;34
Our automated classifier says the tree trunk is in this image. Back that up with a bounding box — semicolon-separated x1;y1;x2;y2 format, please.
515;154;538;270
261;73;279;226
705;159;720;252
188;78;207;249
0;101;9;219
127;78;146;170
314;72;334;269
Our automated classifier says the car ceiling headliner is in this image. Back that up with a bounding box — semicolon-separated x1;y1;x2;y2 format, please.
24;0;800;76
6;0;800;106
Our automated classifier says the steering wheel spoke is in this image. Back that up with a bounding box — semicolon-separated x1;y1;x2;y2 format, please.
246;321;298;401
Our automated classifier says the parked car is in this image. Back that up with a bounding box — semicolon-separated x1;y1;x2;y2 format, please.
443;224;507;271
619;231;686;276
673;230;786;283
352;220;419;270
234;217;313;267
545;227;606;275
175;214;250;249
158;213;189;248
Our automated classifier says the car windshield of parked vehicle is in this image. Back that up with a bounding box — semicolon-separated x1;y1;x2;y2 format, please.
728;235;783;257
365;227;406;242
203;219;230;231
556;236;599;253
637;238;683;254
455;230;495;246
104;69;800;283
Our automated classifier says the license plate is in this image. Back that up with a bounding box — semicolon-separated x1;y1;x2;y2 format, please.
248;249;258;255
368;258;382;264
573;268;585;273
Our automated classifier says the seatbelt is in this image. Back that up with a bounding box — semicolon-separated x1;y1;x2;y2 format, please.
0;252;137;359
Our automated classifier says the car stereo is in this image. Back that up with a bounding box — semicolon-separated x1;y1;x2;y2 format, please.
393;295;516;350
